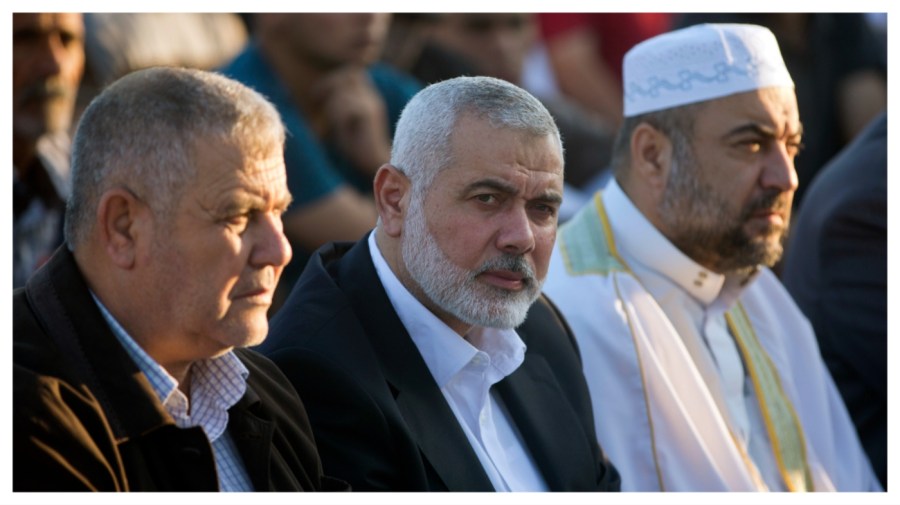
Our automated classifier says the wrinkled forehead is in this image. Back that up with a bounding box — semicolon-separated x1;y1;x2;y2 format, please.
181;136;289;209
442;116;564;185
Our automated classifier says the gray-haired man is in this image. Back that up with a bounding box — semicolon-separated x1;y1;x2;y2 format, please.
14;67;346;491
260;75;620;491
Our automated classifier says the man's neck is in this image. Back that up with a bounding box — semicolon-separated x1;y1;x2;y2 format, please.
80;253;199;398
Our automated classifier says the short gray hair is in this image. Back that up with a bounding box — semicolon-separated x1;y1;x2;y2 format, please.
390;76;562;192
611;101;706;179
65;66;285;249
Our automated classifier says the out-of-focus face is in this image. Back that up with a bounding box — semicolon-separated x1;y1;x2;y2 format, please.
401;114;563;333
432;13;536;84
146;138;292;358
658;86;802;273
264;13;392;69
12;13;84;142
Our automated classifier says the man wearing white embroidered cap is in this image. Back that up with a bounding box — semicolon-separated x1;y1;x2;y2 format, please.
544;23;881;491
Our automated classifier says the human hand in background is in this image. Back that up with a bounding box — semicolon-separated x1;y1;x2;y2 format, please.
314;67;392;177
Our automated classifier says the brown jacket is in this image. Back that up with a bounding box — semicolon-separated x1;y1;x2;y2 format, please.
13;247;347;491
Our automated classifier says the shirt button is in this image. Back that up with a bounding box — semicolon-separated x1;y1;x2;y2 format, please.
694;270;710;287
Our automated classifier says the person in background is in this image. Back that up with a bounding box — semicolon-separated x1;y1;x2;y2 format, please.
221;14;421;309
82;13;247;87
14;67;346;492
782;113;887;488
260;76;620;491
538;13;672;127
544;24;880;491
13;13;84;288
380;13;477;86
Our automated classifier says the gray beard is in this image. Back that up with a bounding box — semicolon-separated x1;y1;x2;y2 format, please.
401;192;541;329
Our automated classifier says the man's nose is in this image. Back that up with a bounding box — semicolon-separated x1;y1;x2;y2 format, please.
251;213;293;269
34;33;68;79
496;207;535;256
761;142;798;193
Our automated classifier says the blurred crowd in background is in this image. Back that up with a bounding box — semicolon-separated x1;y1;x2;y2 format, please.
14;12;887;305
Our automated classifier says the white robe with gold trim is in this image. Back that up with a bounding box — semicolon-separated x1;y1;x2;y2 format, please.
543;182;880;491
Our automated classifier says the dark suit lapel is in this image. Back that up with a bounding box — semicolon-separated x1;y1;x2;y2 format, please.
227;387;275;491
337;236;494;491
495;355;597;490
391;379;494;491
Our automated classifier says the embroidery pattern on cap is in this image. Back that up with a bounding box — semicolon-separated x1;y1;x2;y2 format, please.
625;57;762;104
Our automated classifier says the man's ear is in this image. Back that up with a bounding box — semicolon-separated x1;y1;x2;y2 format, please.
95;188;151;269
630;123;674;196
373;164;411;238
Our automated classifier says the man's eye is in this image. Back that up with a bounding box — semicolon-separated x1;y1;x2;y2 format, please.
742;141;762;153
226;213;251;231
475;194;497;204
530;203;558;220
534;204;557;215
786;141;805;157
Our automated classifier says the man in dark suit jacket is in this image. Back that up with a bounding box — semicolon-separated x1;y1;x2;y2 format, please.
261;76;620;491
782;112;887;487
14;67;345;491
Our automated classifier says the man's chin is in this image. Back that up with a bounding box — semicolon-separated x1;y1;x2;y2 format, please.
745;238;784;269
222;318;269;350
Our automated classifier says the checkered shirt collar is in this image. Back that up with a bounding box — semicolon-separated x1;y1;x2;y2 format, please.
91;292;249;442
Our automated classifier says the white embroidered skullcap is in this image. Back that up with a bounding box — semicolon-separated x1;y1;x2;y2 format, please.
622;23;794;117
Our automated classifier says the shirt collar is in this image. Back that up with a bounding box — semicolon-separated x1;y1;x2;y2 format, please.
367;232;526;387
604;179;728;306
91;292;249;442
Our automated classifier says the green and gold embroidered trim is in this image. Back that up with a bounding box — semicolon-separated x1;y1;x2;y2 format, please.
562;192;664;489
726;303;814;492
559;193;628;277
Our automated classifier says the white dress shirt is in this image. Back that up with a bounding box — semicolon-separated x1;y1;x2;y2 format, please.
368;232;548;492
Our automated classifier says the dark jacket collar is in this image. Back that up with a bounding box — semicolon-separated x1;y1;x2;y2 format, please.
25;247;174;441
313;236;607;490
325;236;495;491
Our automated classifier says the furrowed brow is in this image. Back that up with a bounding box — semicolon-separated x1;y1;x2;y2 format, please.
722;123;776;141
462;178;519;196
723;121;803;142
533;191;563;205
